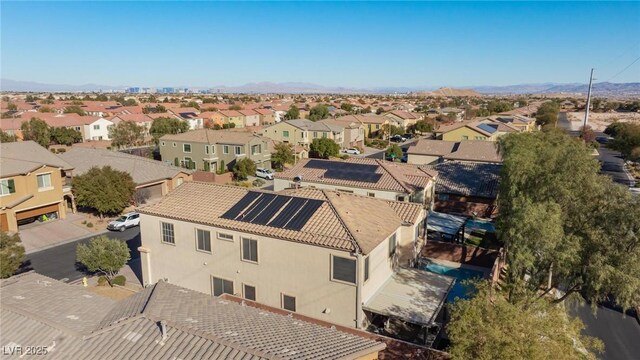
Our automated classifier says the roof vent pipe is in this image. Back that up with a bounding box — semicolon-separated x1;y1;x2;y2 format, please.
160;320;168;342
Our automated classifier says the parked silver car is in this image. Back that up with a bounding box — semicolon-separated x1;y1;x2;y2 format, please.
107;212;140;232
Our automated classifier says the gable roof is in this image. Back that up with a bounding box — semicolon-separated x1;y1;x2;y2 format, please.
0;141;74;177
160;128;267;145
59;148;190;186
276;158;436;194
0;272;384;360
139;182;420;255
277;119;344;133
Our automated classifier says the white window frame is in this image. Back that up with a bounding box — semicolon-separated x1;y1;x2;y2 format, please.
211;276;234;297
223;145;229;154
281;293;296;312
241;238;258;263
235;146;242;155
36;173;53;191
93;124;100;130
0;179;16;196
217;232;234;242
161;222;175;245
330;255;357;286
243;283;257;301
183;143;192;153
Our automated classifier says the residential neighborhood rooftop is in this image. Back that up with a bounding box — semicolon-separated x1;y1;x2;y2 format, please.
0;140;74;177
159;128;266;145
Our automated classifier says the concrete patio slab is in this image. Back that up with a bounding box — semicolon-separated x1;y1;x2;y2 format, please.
19;213;106;254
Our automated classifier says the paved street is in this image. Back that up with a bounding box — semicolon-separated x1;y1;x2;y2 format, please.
567;301;640;360
22;227;141;283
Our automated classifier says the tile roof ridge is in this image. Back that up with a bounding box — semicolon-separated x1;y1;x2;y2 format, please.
376;160;414;193
321;190;362;254
2;304;83;338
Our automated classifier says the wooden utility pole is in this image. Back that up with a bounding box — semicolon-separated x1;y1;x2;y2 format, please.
583;68;594;129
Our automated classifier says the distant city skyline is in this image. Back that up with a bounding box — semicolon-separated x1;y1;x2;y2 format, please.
2;1;639;88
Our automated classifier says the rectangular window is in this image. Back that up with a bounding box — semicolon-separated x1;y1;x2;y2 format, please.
364;256;370;282
205;145;209;154
283;130;290;137
36;173;52;190
243;284;256;301
235;146;242;155
212;276;234;296
183;143;192;153
0;179;16;196
462;136;469;140
161;222;175;244
367;192;375;197
242;238;258;263
332;256;357;284
223;145;229;154
211;145;215;154
93;124;100;130
396;195;406;201
282;294;296;312
217;232;233;241
322;132;327;138
196;229;211;253
388;233;397;257
251;144;261;155
313;131;318;138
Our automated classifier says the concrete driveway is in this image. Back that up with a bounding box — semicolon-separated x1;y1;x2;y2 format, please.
19;212;104;254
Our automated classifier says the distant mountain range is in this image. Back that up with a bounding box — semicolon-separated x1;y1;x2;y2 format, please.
2;78;639;96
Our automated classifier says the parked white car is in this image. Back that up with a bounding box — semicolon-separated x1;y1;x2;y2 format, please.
343;148;361;155
107;212;140;232
255;168;274;180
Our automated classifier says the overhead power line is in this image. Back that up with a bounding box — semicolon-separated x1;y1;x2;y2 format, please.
604;55;640;82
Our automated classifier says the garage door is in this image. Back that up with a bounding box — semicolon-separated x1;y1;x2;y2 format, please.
1;213;8;232
16;203;59;221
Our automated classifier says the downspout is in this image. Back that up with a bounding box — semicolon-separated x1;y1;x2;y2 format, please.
355;251;363;329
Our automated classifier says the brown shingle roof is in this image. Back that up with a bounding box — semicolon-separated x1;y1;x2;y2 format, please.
1;141;74;177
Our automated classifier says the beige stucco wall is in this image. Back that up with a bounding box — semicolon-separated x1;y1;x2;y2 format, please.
263;122;308;145
139;214;362;328
407;153;441;165
0;166;66;232
442;127;492;142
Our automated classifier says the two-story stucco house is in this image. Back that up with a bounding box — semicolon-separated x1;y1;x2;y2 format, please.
0;141;74;232
159;129;272;172
238;109;260;127
383;110;423;130
137;182;451;331
274;157;438;206
262;119;344;150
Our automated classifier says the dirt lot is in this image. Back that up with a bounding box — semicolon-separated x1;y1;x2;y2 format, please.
567;111;640;132
87;285;137;300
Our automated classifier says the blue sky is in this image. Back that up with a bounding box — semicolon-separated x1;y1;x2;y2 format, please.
2;1;639;88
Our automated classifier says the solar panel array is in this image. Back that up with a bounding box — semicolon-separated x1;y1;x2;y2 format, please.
477;123;498;134
304;159;382;183
220;192;323;231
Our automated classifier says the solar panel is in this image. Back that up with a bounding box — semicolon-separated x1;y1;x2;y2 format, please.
284;199;323;231
268;197;307;228
477;123;497;134
239;193;277;222
251;195;292;225
304;159;378;173
220;192;260;220
324;169;383;183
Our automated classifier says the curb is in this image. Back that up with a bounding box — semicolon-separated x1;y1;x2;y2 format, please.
25;229;109;255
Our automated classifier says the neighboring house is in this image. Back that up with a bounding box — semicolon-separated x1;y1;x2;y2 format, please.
422;161;501;218
109;113;154;137
0;118;25;139
238;109;260;127
262;119;344;150
217;110;245;128
335;114;390;138
407;139;502;165
254;108;276;125
159;129;272;172
0;272;386;360
320;117;365;148
15;113;107;141
383;110;423;130
426;107;465;121
82;116;114;141
274;158;438;205
486;114;536;132
434;119;518;142
138;182;451;333
169;108;203;130
0;141;74;232
60;148;192;203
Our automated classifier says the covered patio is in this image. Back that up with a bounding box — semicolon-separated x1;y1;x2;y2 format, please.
426;211;467;243
363;267;454;346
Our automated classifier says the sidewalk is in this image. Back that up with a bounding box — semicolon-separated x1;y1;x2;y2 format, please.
20;213;107;254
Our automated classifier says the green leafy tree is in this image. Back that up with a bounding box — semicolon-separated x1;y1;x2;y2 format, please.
413;119;433;133
38;106;55;113
233;157;257;180
309;138;340;159
181;101;200;110
486;100;514;114
376;107;385;115
229;104;243;110
271;142;295;170
149;117;189;144
76;235;131;286
109;120;144;148
0;231;25;279
448;281;603;360
497;130;640;308
579;125;596;144
25;95;36;102
284;104;300;120
0;130;16;143
385;144;403;160
605;122;640;158
72;166;136;220
50;127;82;146
308;104;329;121
381;124;404;138
535;101;560;127
95;94;109;101
6;102;17;111
340;103;354;113
64;105;86;116
21;117;51;147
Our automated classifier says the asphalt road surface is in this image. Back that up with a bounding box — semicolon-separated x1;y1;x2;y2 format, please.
567;301;640;360
22;227;141;282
